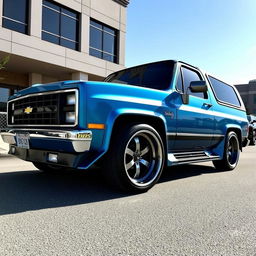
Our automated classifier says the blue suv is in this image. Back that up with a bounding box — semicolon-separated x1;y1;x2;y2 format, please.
1;60;249;192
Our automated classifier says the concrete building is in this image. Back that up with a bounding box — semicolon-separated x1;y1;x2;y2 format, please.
0;0;129;118
235;80;256;114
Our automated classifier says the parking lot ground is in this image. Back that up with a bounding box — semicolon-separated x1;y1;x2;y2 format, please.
0;147;256;255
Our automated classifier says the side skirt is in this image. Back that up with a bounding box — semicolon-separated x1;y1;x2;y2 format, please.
167;150;221;166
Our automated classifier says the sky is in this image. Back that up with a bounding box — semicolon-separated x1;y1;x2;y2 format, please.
125;0;256;85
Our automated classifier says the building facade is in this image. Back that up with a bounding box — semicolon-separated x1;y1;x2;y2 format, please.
0;0;129;115
235;80;256;114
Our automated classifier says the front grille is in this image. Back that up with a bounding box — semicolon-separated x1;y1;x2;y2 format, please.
8;90;77;127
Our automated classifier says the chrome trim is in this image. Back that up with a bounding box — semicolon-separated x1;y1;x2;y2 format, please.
7;89;79;128
1;129;92;153
167;132;224;138
168;152;220;165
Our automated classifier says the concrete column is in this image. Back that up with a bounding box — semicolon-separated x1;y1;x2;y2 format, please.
119;31;126;66
29;73;42;86
72;72;89;81
0;0;3;27
30;0;42;38
80;13;90;53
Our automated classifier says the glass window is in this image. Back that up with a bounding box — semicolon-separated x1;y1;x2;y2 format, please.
90;26;103;50
42;0;79;51
103;33;115;55
181;67;205;98
254;95;256;104
2;0;28;34
104;61;175;90
42;7;60;35
61;15;77;41
0;88;10;112
90;19;118;63
208;76;241;107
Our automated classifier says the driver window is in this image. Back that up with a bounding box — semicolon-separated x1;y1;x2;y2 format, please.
181;67;206;99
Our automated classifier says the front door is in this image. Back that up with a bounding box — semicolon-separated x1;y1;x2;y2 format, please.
173;66;215;151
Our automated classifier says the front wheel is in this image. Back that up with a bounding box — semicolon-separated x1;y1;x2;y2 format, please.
106;124;165;192
213;131;240;171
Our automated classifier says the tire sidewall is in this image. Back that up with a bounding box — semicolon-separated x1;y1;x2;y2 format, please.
224;131;240;169
112;124;165;192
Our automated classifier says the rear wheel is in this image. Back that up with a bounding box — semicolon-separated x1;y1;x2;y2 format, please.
213;131;240;171
106;124;165;192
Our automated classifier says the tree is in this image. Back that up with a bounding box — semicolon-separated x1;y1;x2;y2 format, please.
0;56;10;70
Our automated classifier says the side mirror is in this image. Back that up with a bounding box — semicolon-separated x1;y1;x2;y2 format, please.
189;81;208;93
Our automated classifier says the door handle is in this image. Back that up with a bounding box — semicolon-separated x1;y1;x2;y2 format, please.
203;103;212;108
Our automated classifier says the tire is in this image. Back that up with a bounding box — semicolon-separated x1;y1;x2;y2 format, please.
212;131;240;171
33;162;64;173
106;124;165;192
249;130;256;145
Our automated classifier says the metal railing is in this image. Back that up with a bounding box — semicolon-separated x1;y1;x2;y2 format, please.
0;112;7;129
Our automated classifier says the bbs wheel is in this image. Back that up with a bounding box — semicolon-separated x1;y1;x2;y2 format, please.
106;124;165;192
213;131;240;171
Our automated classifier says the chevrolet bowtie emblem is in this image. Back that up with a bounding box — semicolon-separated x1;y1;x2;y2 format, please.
24;106;33;114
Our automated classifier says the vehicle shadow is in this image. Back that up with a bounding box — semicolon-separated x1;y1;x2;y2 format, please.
0;164;226;216
160;164;226;183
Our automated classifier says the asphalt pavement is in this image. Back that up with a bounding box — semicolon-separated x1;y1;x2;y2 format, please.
0;147;256;255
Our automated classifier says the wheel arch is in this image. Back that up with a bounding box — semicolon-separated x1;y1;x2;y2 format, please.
108;113;168;160
226;126;242;151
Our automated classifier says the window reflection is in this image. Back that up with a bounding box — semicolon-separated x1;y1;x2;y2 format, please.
89;19;118;63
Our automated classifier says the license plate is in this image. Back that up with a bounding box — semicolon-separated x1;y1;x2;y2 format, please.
16;133;30;149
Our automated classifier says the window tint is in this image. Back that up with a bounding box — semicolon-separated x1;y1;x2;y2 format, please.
2;0;28;34
42;0;79;51
208;76;241;107
90;19;118;63
104;61;175;90
181;67;205;98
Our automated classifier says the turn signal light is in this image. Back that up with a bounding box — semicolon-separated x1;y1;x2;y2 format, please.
88;123;105;129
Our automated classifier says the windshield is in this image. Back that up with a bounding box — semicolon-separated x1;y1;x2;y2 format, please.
104;60;175;90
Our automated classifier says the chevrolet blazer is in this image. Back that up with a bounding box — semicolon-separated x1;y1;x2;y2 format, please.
1;60;249;192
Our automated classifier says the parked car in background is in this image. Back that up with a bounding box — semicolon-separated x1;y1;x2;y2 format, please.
0;60;249;192
247;115;256;145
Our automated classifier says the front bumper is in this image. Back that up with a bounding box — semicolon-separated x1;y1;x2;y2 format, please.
1;129;92;153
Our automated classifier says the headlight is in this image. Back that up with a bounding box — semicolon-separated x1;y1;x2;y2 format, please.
67;94;76;105
66;112;76;123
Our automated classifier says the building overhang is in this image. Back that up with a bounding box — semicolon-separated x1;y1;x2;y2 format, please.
113;0;129;7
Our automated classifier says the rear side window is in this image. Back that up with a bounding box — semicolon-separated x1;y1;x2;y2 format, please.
208;76;241;107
